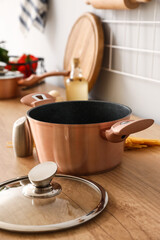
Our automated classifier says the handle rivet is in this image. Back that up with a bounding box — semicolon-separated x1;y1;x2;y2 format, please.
121;135;126;139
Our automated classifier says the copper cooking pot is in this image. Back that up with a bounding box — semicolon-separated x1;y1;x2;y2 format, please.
20;93;154;175
0;71;69;99
0;72;24;99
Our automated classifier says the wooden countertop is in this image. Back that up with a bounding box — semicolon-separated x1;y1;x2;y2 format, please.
0;82;160;239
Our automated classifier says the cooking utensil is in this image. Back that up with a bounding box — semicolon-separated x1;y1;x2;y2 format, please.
0;57;46;99
0;161;108;232
0;71;68;99
0;71;23;99
12;116;33;157
85;0;151;9
18;12;104;91
12;93;56;157
20;93;154;175
17;70;70;87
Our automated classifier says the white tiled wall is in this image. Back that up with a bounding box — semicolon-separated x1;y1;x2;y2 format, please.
90;0;160;124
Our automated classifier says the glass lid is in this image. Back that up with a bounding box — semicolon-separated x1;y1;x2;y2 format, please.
0;162;108;232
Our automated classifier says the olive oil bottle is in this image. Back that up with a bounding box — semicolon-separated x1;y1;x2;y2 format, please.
66;58;88;101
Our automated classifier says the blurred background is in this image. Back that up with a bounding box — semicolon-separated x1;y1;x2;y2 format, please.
0;0;160;123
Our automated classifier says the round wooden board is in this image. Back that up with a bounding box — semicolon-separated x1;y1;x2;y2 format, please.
64;12;104;92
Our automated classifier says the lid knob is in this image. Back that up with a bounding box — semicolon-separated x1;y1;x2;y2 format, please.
28;162;57;188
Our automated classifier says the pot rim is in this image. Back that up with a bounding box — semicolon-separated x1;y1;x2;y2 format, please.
27;115;132;128
0;77;23;81
27;100;132;127
0;71;24;80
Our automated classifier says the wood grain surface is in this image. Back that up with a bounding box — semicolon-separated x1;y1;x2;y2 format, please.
64;12;104;91
0;83;160;239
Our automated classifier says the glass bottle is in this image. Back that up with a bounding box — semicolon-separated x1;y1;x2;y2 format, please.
66;58;88;101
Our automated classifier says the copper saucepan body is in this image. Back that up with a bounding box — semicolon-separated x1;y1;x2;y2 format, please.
21;93;154;175
0;71;69;99
0;72;24;99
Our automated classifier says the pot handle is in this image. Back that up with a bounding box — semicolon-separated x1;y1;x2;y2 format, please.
18;71;70;87
103;119;154;143
12;116;33;157
21;92;56;107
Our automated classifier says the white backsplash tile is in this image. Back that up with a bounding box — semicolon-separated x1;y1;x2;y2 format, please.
136;52;153;78
97;1;160;81
103;10;113;20
138;24;156;50
152;54;160;80
122;24;140;48
111;49;123;71
154;26;160;51
125;8;139;20
94;0;160;123
122;50;138;74
155;0;160;20
139;0;156;21
112;24;126;46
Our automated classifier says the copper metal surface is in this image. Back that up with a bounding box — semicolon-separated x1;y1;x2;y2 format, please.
22;95;153;175
28;117;128;175
0;77;21;99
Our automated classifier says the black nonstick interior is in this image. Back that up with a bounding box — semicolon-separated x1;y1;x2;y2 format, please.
28;101;132;124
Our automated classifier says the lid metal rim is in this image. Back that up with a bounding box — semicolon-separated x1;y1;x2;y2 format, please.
0;174;108;233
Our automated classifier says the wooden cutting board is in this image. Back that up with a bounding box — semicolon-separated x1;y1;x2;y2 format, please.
64;12;104;91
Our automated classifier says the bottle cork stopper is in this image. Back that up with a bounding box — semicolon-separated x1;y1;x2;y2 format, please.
72;58;80;68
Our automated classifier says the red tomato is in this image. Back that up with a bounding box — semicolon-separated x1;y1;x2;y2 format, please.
18;65;26;74
6;54;38;77
18;54;27;64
